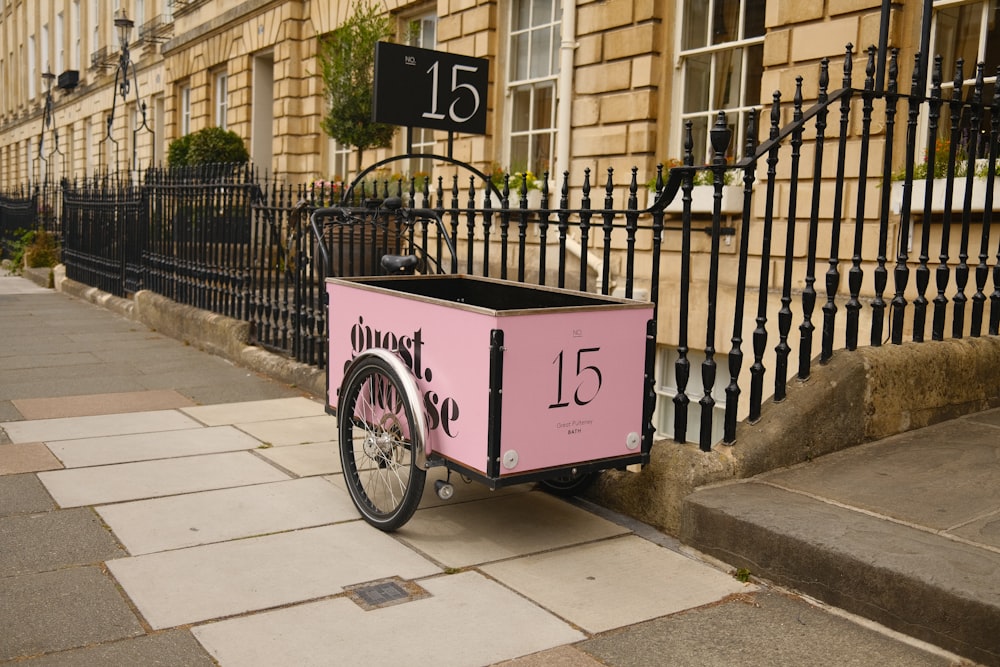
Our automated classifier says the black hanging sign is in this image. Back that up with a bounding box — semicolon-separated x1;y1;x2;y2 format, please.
373;42;488;135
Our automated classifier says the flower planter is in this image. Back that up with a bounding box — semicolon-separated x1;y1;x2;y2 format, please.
890;178;1000;215
473;188;543;210
663;184;743;215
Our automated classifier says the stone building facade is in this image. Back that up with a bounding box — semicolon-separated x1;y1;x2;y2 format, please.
3;0;968;186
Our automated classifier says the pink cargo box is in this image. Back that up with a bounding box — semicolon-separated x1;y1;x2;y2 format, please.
326;275;654;486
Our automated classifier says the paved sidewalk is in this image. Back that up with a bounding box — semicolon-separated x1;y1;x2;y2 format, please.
0;275;973;665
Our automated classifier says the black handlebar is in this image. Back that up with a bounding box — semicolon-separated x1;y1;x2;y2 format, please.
308;200;457;278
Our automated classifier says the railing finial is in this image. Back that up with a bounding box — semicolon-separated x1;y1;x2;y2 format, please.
710;111;730;165
769;91;782;141
843;43;854;87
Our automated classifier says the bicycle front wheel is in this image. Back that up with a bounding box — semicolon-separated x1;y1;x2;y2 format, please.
338;354;426;531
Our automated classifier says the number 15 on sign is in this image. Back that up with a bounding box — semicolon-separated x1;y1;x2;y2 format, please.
549;348;603;409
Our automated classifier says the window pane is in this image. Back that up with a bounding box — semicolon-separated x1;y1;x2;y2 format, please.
510;135;529;171
530;27;552;78
534;83;555;129
984;0;1000;72
536;0;554;25
533;133;552;175
714;48;743;109
514;0;531;31
690;115;709;164
512;87;531;131
745;44;763;106
512;33;529;81
684;53;711;113
682;0;708;50
936;3;982;82
745;0;766;38
712;0;739;45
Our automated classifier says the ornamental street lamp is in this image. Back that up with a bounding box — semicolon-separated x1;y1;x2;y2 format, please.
115;11;134;100
105;9;150;177
38;70;56;184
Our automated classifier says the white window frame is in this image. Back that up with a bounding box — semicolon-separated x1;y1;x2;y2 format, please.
214;71;228;129
28;35;36;99
675;0;765;164
505;0;560;177
403;9;438;176
326;140;353;186
110;0;120;49
931;0;998;92
41;23;49;74
90;0;99;63
180;84;191;135
56;13;65;74
135;0;146;35
72;0;81;70
916;0;1000;163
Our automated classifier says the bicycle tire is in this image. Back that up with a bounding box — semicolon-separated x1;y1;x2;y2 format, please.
338;354;426;531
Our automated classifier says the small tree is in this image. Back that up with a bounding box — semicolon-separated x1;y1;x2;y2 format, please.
319;0;397;170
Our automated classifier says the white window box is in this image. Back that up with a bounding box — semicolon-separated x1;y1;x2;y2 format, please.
663;184;744;215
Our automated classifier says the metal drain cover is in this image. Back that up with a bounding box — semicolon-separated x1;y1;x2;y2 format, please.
345;577;429;611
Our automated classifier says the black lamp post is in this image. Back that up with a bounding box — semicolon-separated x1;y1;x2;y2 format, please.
114;11;134;100
38;70;56;184
104;9;144;176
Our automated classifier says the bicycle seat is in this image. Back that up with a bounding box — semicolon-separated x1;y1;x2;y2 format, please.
381;254;419;275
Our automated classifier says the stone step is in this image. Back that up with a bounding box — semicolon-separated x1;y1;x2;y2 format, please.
681;481;1000;666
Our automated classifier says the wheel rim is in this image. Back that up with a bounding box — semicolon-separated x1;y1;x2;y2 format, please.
343;367;417;520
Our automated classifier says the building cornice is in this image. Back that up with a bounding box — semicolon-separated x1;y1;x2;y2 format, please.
162;0;284;55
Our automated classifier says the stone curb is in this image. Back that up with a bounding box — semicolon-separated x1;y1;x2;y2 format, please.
681;482;1000;665
51;266;326;400
590;333;1000;536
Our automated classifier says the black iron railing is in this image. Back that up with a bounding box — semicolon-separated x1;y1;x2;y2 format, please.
51;44;1000;453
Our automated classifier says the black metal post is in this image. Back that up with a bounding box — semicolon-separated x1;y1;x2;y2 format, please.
875;0;891;92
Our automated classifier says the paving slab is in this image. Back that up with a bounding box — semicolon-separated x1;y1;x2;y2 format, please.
255;441;341;476
16;630;217;667
759;421;1000;530
0;566;144;661
481;534;751;634
235;414;338;446
135;368;273;392
13;390;196;419
177;381;303;405
107;521;440;629
181;397;327;426
0;276;52;294
97;477;358;554
0;362;139;385
683;481;1000;665
0;507;126;576
0;352;102;372
576;590;954;667
0;473;57;516
492;645;607;667
46;425;263;468
2;409;202;443
38;451;291;507
967;407;1000;428
323;466;533;512
0;442;63;474
192;570;585;667
0;400;22;423
951;510;1000;550
0;376;150;401
395;491;629;568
